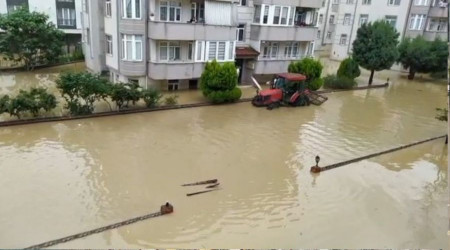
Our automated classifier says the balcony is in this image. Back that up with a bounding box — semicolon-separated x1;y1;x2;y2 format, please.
148;21;236;41
57;18;76;29
250;24;317;41
252;0;321;8
429;5;448;17
148;62;205;80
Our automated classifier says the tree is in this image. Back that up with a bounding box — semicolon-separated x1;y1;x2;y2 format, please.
0;95;10;115
110;82;142;110
142;88;162;108
8;88;57;118
397;36;432;80
352;20;399;85
200;60;242;103
428;38;448;74
288;57;323;90
0;8;65;71
56;72;112;115
337;57;361;80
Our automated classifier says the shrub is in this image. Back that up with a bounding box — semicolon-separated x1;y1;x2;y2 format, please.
308;78;324;91
56;72;112;115
142;88;162;108
337;57;361;79
8;88;57;118
207;88;242;104
0;95;10;115
288;57;323;81
200;60;241;103
164;95;179;106
323;74;357;89
110;82;142;110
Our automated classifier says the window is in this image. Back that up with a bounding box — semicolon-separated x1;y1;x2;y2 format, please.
205;41;234;61
238;0;247;6
317;30;321;39
284;42;300;58
84;0;89;13
329;15;335;24
105;0;111;16
168;80;179;91
362;0;371;4
427;18;447;31
409;14;426;30
359;14;368;26
385;15;397;28
159;41;180;61
122;35;143;61
387;0;401;5
123;0;140;19
57;8;76;26
190;2;204;22
253;5;261;23
160;1;181;22
106;35;113;55
280;7;289;25
273;6;281;24
188;42;193;60
196;41;204;61
333;0;339;3
343;14;351;25
319;14;324;24
261;42;279;59
128;79;139;85
326;31;332;39
7;0;29;14
339;34;347;45
346;0;354;3
414;0;429;5
263;5;269;24
236;24;245;42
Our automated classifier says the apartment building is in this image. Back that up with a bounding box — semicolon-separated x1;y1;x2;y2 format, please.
316;0;448;61
0;0;83;54
82;0;320;89
235;0;321;84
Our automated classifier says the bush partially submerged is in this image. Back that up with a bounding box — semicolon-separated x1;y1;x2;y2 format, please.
200;60;241;103
323;74;357;89
6;88;57;118
308;78;324;91
337;57;361;79
164;95;179;106
110;82;142;109
142;88;162;108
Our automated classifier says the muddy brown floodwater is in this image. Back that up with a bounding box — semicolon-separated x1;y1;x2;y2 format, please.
0;63;447;248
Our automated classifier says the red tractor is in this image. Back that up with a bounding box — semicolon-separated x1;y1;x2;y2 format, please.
252;73;312;109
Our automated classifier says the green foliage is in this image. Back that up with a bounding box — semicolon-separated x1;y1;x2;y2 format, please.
56;72;111;115
110;82;142;109
71;49;85;61
0;9;65;71
288;57;323;82
436;108;448;122
164;95;179;106
142;88;162;108
337;57;361;79
352;20;399;84
7;87;57;118
0;95;10;115
323;74;357;89
308;78;324;91
207;88;242;104
397;36;448;79
200;60;241;103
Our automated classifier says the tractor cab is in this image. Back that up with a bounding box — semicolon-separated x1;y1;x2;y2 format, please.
252;73;311;108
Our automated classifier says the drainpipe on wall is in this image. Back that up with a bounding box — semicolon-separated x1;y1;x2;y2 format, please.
347;0;358;55
402;0;413;40
321;0;331;46
145;0;149;90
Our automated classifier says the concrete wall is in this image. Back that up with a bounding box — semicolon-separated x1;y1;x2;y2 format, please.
105;0;119;71
253;0;321;8
148;21;236;41
148;62;206;80
83;0;106;73
250;24;317;41
236;0;254;46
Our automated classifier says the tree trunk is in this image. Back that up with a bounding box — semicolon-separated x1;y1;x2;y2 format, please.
446;135;448;145
368;70;375;85
408;68;415;80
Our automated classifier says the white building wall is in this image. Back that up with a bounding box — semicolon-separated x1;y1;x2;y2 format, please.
236;0;254;47
0;0;7;14
105;0;118;70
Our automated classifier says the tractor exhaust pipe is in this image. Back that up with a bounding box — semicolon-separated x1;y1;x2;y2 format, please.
251;76;262;91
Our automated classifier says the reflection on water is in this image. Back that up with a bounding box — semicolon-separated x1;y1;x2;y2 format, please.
0;63;447;249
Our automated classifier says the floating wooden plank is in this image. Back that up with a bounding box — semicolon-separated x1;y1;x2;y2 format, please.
206;183;220;188
182;179;218;186
186;189;219;197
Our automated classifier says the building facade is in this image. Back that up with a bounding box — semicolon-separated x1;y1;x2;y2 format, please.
316;0;448;61
0;0;83;54
81;0;321;89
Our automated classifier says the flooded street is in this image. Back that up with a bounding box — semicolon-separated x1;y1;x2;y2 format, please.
0;62;447;248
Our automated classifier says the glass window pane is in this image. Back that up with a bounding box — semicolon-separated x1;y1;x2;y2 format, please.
273;7;281;24
253;5;261;23
160;6;167;20
281;7;288;25
218;42;226;60
126;41;132;60
135;0;140;18
263;6;269;24
126;0;132;18
160;45;168;60
169;7;175;21
208;42;217;60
